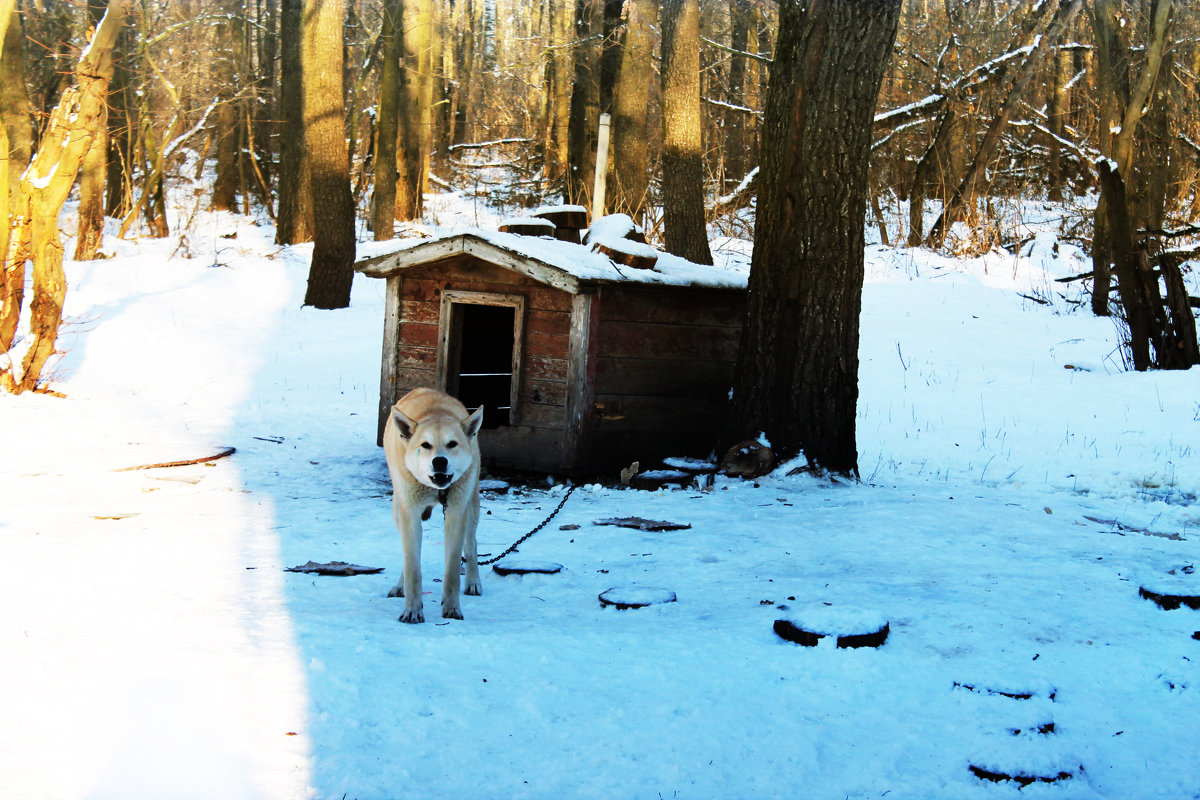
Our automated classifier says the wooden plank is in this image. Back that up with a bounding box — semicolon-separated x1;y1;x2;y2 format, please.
399;320;439;349
462;236;581;294
355;236;465;277
377;276;404;445
594;355;734;397
403;276;572;313
480;425;565;472
581;429;721;471
522;378;568;407
596;319;742;361
564;292;600;471
592;393;729;432
527;308;572;336
526;353;568;382
400;298;440;324
527;331;569;360
598;285;746;327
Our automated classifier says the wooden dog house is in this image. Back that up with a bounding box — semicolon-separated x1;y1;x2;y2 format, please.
355;222;747;475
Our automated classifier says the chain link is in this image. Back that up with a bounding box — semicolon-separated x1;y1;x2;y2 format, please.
474;484;577;566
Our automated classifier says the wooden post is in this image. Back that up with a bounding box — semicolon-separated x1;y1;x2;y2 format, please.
591;113;611;223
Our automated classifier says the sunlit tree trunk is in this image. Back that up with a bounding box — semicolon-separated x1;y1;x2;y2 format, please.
1;0;130;393
660;0;711;265
302;0;355;309
609;0;655;223
372;0;401;240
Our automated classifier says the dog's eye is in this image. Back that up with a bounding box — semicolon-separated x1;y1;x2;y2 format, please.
420;442;433;450
446;441;458;449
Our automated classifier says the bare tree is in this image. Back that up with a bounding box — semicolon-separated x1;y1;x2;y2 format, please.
1;0;130;393
609;0;656;223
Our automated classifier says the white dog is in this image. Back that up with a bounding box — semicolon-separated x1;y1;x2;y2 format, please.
383;388;484;623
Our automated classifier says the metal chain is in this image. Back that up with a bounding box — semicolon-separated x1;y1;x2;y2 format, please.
474;484;577;566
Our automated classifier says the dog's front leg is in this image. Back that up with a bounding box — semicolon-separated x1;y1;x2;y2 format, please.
441;506;467;620
391;508;425;624
461;494;482;597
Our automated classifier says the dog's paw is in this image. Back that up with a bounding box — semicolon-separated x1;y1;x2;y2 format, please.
441;604;464;620
398;607;424;624
387;583;405;598
464;579;482;596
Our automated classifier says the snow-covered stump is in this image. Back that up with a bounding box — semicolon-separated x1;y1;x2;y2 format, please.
772;604;890;649
954;678;1079;787
492;561;563;576
599;586;677;610
1138;567;1200;610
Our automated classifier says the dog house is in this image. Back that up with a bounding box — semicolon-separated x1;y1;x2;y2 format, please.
355;220;748;475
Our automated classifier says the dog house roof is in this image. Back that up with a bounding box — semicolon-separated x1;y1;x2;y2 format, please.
354;228;749;293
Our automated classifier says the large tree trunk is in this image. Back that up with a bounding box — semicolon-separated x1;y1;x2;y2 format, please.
728;0;901;475
276;0;313;244
609;0;655;223
1;0;129;393
301;0;356;310
372;0;401;240
211;0;240;212
660;0;711;265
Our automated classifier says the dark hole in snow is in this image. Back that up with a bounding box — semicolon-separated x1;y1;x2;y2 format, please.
969;765;1077;787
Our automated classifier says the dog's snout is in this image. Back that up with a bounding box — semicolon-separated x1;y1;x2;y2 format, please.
432;456;449;473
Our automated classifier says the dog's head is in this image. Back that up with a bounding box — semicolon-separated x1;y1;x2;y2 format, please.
392;406;484;490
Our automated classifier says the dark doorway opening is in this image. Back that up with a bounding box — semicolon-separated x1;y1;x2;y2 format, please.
448;303;516;429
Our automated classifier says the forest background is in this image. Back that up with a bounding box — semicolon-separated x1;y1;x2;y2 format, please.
0;0;1197;393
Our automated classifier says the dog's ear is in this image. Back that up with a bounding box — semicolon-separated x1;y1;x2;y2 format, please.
465;406;484;437
391;407;418;440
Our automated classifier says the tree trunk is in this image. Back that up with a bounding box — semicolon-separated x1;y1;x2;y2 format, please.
276;0;313;244
1047;43;1072;202
566;0;603;208
1;0;129;393
372;0;401;240
302;0;356;310
0;0;18;345
211;0;240;212
1089;0;1173;316
609;0;655;224
724;0;751;187
660;0;711;265
396;0;433;221
729;0;901;475
545;0;574;190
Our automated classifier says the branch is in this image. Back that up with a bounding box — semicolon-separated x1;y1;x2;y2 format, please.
700;35;772;64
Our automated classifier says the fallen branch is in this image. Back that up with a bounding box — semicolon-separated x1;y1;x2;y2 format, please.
115;446;236;472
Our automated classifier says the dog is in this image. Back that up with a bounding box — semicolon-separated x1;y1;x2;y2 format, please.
383;387;484;623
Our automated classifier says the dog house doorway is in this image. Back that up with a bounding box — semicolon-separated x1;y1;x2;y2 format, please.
438;291;525;429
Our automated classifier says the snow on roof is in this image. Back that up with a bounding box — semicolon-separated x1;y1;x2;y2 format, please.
355;226;748;292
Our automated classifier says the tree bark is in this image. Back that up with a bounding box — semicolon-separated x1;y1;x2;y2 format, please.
302;0;356;310
211;0;240;212
609;0;655;223
276;0;313;244
1;0;130;393
566;0;603;208
396;0;434;221
372;0;401;240
729;0;901;475
660;0;712;265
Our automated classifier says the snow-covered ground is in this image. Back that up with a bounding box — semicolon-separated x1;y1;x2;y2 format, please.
2;193;1199;800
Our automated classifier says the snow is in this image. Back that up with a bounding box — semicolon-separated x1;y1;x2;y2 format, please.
3;193;1200;800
